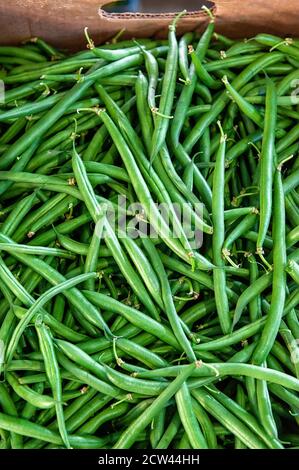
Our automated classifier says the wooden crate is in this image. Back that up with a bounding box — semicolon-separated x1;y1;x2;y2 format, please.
0;0;298;50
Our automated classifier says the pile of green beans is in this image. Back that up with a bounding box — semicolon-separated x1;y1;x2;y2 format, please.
0;12;298;449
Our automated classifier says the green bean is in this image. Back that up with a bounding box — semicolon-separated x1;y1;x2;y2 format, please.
212;125;231;334
233;272;273;328
247;250;262;324
6;372;56;409
29;37;65;60
0;412;109;448
55;338;107;381
150;407;166;449
90;42;158;61
286;260;299;286
55;351;121;399
171;19;214;150
155;411;180;449
189;46;221;89
223;212;258;267
0;242;74;259
256;364;278;440
256;78;277;263
150;13;184;162
222;76;263;127
113;363;196;449
4;272;99;365
208;385;282;449
35;322;70;448
78;402;129;434
0;233;111;335
0;93;64;122
0;383;23;448
73;143;161;320
226;130;263;164
192;389;267;449
176;432;191;449
21;383;45;422
244;230;273;250
142;49;159;110
135;70;155;152
158;144;207;218
120;234;163;310
117;337;167;369
213;33;235;47
0;192;37;237
180;299;216;328
0;80;54;104
83;228;100;291
224;207;258;223
284;287;299;315
175;382;208;448
191;398;218;448
12;305;87;343
7;195;81;242
1;56;144;171
5;360;44;372
178;32;193;85
183;52;283;152
268;383;299;413
136;363;299;391
54;233;90;256
105;365;168;396
205;53;264;72
85;290;180;350
0;46;46;62
225;40;265;57
80;324;139;354
5;58;102;82
253;169;287;364
283;169;299;194
255;33;299;59
62;394;111;434
187;104;211;117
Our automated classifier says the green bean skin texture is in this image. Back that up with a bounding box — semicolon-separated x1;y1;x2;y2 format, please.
0;412;109;448
0;234;111;335
113;364;196;449
4;271;100;365
0;383;23;448
256;369;278;440
212;129;231;334
150;15;181;162
192;388;267;449
83;290;180;350
183;52;283;152
54;338;107;381
253;170;287;364
232;272;273;329
175;383;208;449
105;365;168;396
6;373;56;409
256;78;277;256
135;363;299;392
35;322;71;448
